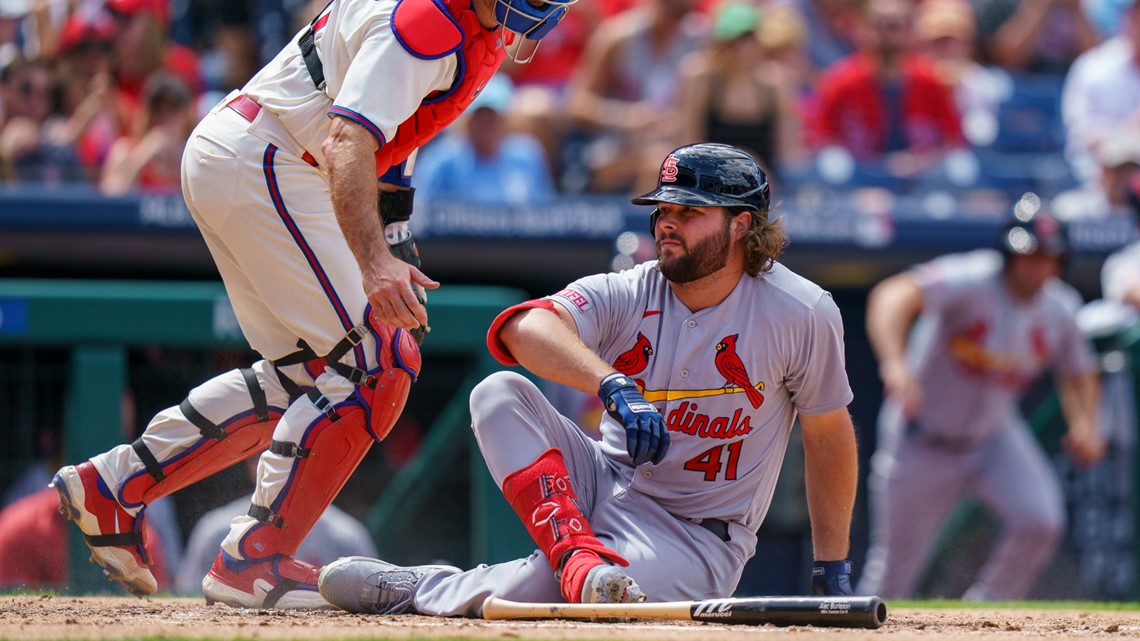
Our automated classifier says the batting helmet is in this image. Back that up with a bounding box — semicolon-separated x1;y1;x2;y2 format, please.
632;143;771;213
999;194;1068;258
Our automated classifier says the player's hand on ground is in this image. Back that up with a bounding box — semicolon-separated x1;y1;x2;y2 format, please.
598;373;669;466
364;252;439;331
879;359;921;419
810;560;854;597
1062;428;1107;467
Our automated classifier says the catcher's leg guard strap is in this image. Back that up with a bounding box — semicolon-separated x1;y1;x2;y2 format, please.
238;401;374;557
321;312;420;441
120;364;287;507
501;448;628;573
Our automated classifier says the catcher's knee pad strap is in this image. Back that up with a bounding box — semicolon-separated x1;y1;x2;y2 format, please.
239;403;374;557
323;312;420;441
120;367;282;507
500;448;628;572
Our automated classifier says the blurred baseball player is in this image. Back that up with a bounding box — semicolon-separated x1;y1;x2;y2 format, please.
858;198;1106;600
317;143;861;614
49;0;573;609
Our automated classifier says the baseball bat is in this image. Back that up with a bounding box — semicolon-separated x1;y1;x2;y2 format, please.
482;595;888;629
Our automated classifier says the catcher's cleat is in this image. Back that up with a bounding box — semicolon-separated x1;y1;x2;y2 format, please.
581;564;647;604
51;462;157;597
202;551;330;609
318;556;460;614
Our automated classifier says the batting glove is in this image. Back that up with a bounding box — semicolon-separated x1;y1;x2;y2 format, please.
811;560;854;597
598;373;669;466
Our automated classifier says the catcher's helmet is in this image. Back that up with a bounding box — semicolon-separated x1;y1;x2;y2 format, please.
494;0;573;42
999;195;1067;257
632;143;770;213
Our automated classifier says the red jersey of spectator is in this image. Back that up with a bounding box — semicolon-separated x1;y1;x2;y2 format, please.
813;52;962;156
0;488;171;590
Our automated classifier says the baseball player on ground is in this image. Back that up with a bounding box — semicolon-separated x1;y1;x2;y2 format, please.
317;143;862;614
49;0;574;609
857;202;1106;600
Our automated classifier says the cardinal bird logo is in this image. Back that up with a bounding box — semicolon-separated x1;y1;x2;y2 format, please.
714;334;764;409
613;332;653;388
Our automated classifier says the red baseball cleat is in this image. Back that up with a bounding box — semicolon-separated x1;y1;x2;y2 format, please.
50;462;157;597
202;551;330;609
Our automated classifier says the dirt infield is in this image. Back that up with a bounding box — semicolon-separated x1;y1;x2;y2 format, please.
2;595;1139;641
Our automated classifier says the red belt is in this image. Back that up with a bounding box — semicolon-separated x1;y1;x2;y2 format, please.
226;94;318;168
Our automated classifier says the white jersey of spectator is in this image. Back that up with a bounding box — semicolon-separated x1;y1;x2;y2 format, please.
1102;240;1140;304
1062;35;1140;184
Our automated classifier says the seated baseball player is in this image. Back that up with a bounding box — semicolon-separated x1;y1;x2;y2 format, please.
317;143;862;614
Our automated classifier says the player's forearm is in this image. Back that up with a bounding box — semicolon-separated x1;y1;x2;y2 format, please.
325;119;388;276
1058;372;1100;437
800;411;858;561
865;274;923;368
500;307;614;394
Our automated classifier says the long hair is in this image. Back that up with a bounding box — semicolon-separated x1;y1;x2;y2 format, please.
733;206;787;276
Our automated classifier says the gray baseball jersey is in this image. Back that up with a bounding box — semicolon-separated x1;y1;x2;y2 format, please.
859;249;1094;600
402;259;853;615
891;249;1093;444
547;259;853;530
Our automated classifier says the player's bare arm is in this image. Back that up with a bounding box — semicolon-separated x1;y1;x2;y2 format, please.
498;303;615;393
325;116;438;331
1057;371;1107;466
866;271;925;418
800;408;858;562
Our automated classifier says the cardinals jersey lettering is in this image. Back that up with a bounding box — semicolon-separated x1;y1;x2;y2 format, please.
546;261;853;530
893;249;1094;443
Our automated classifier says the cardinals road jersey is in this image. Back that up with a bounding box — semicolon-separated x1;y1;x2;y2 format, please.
547;261;853;531
896;249;1095;443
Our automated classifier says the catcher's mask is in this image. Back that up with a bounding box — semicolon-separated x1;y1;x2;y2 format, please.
999;194;1068;259
495;0;575;62
633;143;770;236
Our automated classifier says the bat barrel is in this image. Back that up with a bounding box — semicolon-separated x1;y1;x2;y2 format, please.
689;596;888;629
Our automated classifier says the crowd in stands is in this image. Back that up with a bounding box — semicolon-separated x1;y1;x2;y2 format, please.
0;0;1135;215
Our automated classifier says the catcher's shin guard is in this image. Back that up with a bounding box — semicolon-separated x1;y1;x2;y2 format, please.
116;359;310;509
234;398;375;558
232;319;420;558
501;448;628;601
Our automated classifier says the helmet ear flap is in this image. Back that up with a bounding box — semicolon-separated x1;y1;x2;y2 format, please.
649;208;660;238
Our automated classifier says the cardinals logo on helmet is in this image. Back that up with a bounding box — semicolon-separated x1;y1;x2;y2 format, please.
661;154;680;183
714;334;764;409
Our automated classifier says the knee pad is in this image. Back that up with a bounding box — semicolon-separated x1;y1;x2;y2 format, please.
324;310;420;442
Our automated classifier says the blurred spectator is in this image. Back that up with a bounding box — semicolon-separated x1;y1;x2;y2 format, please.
1053;129;1140;220
99;72;194;194
1061;0;1140;184
974;0;1099;73
813;0;962;173
0;55;85;183
50;9;120;181
565;0;708;194
758;5;815;106
176;457;377;596
915;0;1004;133
0;0;28;67
415;75;556;206
0;486;175;591
677;2;802;178
790;0;861;72
105;0;202;123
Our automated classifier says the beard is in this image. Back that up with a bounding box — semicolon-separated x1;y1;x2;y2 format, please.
657;219;731;283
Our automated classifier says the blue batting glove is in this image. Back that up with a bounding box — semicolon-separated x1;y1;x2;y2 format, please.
598;373;669;466
811;560;854;596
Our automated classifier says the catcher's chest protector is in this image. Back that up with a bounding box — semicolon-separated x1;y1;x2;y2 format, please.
373;0;507;176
